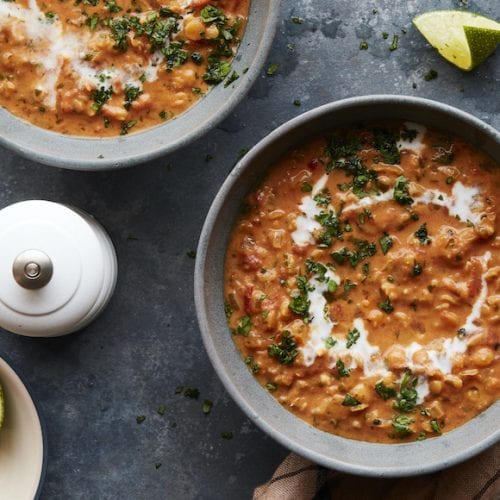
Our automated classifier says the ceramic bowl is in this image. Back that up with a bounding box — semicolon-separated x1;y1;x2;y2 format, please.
194;95;500;476
0;357;46;498
0;0;280;171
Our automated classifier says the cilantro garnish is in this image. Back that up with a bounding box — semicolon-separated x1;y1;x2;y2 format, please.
430;419;442;434
120;120;137;135
375;381;397;400
392;415;414;436
415;223;431;244
374;129;400;164
124;84;142;110
314;210;343;247
393;176;414;205
378;233;393;255
91;86;112;112
331;239;376;268
163;41;189;70
289;276;312;319
201;5;227;24
345;327;360;348
393;369;418;413
202;400;213;415
342;394;361;406
378;297;394;314
313;188;331;207
411;262;423;276
336;359;350;378
233;315;251;336
203;61;232;84
268;331;298;365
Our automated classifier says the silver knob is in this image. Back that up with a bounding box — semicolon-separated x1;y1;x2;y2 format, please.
12;249;53;290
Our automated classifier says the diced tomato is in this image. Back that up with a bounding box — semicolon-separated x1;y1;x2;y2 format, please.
243;286;254;314
239;252;262;271
307;158;320;171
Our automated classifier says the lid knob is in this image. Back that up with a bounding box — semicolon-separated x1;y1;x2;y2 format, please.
12;249;54;290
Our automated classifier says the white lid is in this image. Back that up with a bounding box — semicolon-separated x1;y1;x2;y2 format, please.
0;201;117;337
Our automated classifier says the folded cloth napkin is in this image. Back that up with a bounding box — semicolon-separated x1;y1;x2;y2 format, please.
254;443;499;500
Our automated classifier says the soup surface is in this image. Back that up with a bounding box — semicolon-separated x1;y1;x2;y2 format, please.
0;0;248;136
224;123;499;443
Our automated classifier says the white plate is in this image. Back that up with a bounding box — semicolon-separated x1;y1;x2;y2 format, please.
0;357;45;499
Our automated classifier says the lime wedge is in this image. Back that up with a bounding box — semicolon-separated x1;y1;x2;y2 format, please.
0;382;4;429
413;10;500;70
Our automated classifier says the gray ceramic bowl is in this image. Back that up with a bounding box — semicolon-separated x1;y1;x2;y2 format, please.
195;95;500;477
0;0;280;170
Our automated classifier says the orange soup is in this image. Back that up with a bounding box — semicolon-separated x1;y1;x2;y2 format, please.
0;0;248;136
224;123;499;443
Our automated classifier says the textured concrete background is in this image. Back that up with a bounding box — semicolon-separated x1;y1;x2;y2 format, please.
0;0;499;498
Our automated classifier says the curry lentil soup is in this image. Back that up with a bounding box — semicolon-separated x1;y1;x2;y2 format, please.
0;0;248;136
224;123;499;443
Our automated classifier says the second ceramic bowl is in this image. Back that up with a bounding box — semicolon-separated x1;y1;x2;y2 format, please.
195;95;500;477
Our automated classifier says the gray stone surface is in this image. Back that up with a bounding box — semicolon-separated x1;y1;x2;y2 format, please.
0;0;498;498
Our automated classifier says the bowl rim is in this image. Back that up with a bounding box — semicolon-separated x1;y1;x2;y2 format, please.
0;0;281;171
0;355;48;499
194;94;500;477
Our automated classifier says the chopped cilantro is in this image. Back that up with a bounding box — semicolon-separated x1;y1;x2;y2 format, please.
314;210;343;247
289;276;312;319
393;370;418;413
393;176;414;205
327;134;361;161
293;99;301;106
200;5;227;24
342;394;361;406
389;34;399;51
392;415;414;436
120;120;137;135
186;250;196;259
378;297;394;314
266;63;279;76
379;233;393;254
313;188;331;207
265;382;277;392
45;11;56;22
124;84;142;110
301;181;313;192
234;315;251;336
430;419;442;434
204;61;232;84
183;387;200;399
415;223;431;244
375;381;397;400
202;399;213;415
191;52;203;64
291;16;304;24
157;405;166;416
159;110;167;120
221;431;234;440
105;0;121;12
163;41;189;70
343;279;357;295
91;85;112;112
346;327;360;348
331;239;376;268
224;70;240;87
268;331;298;365
325;337;337;349
224;302;233;318
359;41;368;50
411;262;423;276
336;359;350;378
136;415;146;424
373;129;400;164
424;69;438;81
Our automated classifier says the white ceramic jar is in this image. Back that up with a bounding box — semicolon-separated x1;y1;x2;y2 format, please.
0;200;117;337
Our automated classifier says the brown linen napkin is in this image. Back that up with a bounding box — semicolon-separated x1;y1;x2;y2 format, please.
254;443;499;500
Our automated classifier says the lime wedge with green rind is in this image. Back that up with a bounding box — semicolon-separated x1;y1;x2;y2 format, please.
0;382;4;429
413;10;500;71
